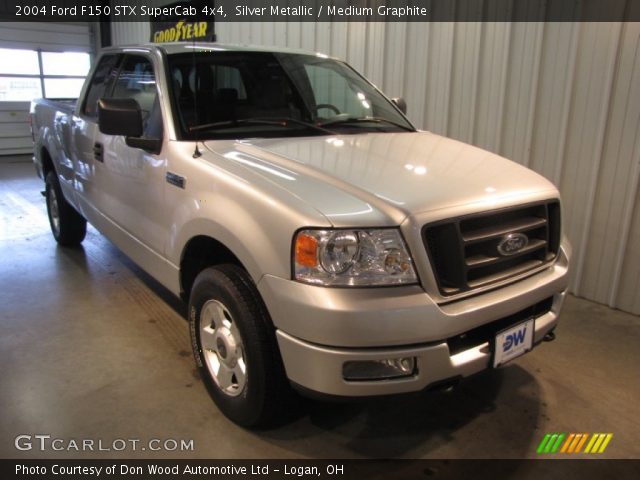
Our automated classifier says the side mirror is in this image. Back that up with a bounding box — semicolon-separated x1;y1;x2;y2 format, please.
392;97;407;115
98;98;162;154
98;98;143;137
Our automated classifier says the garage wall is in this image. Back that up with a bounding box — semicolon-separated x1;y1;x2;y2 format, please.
108;0;168;45
0;22;93;52
0;102;31;155
111;21;151;45
0;22;94;156
110;21;640;315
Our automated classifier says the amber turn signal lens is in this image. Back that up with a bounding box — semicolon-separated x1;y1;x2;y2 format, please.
295;233;319;267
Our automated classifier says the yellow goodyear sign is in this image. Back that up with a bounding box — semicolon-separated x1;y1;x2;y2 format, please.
537;433;613;454
151;20;212;43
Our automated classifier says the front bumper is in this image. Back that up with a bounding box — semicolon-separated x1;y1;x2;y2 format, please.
276;291;563;397
257;243;569;397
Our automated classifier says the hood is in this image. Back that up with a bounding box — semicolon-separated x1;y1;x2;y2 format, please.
204;131;558;227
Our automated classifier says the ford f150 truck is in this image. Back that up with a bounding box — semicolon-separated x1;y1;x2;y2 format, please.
31;43;570;427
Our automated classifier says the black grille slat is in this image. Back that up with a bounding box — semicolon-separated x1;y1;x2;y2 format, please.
423;201;561;296
467;258;545;287
465;238;547;267
462;216;547;243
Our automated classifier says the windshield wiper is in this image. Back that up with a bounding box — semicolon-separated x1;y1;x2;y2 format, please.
318;116;414;132
189;117;334;134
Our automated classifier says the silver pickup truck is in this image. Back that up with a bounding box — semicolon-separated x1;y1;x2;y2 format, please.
31;43;570;427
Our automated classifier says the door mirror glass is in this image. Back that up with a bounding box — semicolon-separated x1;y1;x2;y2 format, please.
98;97;143;137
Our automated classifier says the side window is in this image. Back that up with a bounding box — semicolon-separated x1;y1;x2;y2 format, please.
214;65;247;100
186;64;247;99
111;55;162;138
304;63;369;119
82;54;119;117
179;63;249;125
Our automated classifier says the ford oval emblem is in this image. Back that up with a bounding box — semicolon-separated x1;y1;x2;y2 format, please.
497;233;529;256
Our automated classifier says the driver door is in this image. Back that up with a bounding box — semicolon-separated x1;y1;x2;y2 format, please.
99;53;168;256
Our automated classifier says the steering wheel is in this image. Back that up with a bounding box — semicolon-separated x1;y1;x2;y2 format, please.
313;104;341;115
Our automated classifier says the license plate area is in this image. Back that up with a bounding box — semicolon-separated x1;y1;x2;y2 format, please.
493;319;534;368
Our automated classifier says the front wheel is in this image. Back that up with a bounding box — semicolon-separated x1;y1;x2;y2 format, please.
189;264;293;427
45;171;86;246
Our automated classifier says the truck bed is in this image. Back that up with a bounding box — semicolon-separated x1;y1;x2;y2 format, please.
34;98;77;115
30;97;79;181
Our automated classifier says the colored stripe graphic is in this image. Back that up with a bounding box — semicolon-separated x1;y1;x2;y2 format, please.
568;434;581;453
575;433;589;453
598;434;613;453
585;433;614;453
551;434;565;453
570;433;586;453
538;433;613;454
584;434;598;453
545;434;558;453
560;433;575;453
592;434;606;452
537;434;552;454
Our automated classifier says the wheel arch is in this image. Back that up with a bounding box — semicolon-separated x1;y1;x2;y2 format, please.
172;213;290;301
179;235;248;301
40;146;55;178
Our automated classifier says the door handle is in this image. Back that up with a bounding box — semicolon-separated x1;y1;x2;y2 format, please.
93;142;103;162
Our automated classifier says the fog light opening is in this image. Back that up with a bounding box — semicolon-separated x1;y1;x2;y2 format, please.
342;357;416;381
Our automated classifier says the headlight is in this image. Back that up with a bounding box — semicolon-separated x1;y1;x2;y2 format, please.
293;229;418;286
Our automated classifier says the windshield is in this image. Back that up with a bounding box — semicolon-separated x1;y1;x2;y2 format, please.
166;50;414;140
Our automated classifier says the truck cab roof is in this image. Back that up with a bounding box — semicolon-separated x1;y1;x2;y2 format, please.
102;42;337;60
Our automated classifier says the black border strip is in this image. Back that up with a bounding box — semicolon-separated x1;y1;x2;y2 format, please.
1;0;640;22
4;459;640;480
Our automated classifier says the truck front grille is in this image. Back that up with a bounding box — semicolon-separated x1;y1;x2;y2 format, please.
423;201;561;296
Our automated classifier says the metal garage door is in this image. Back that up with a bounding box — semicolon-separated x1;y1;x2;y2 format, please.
0;22;94;156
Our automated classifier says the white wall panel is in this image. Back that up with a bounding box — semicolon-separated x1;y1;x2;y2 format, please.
382;22;406;98
0;102;30;156
403;22;428;127
111;21;150;45
447;22;482;144
581;22;640;311
111;20;640;315
559;23;622;295
499;21;544;167
108;0;166;45
424;22;454;134
474;22;510;152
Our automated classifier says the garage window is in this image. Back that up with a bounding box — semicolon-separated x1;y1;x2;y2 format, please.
0;48;90;101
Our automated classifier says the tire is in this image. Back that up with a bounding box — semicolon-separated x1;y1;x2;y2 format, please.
189;264;293;427
45;171;87;246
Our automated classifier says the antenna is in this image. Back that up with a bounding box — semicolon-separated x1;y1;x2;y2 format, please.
192;27;202;158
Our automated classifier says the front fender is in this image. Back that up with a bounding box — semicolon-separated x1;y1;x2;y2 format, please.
171;216;273;285
163;141;332;289
167;189;328;286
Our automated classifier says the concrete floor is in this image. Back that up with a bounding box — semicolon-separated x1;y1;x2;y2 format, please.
1;157;638;460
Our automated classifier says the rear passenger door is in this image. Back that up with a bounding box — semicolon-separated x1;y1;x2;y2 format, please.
100;53;168;255
71;53;121;219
